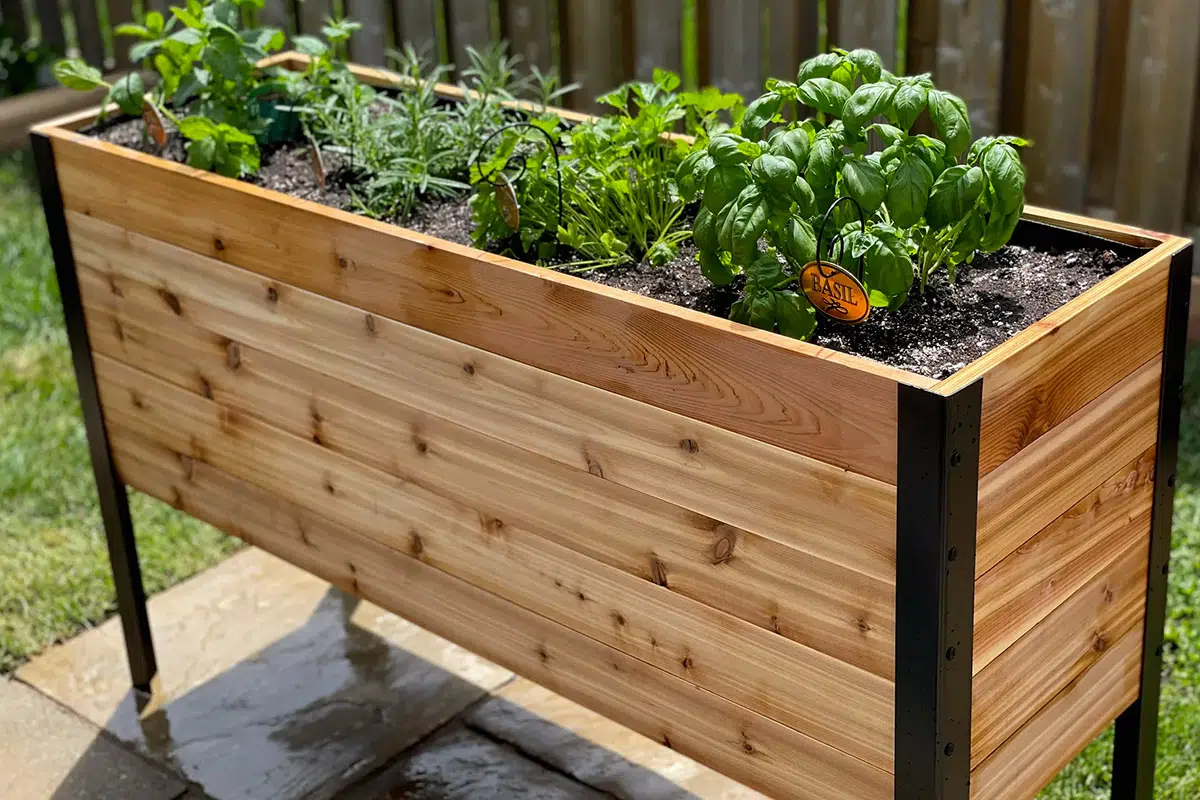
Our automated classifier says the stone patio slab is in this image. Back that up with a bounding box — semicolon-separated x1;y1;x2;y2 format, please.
0;677;185;800
17;548;512;800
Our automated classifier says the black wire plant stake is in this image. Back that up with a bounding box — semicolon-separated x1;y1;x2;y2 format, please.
800;196;872;324
470;121;564;234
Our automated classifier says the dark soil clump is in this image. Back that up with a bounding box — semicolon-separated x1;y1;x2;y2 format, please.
86;117;1141;379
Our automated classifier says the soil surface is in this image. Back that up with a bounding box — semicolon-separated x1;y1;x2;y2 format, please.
89;118;1140;378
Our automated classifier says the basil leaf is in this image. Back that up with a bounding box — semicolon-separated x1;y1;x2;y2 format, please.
842;82;896;138
846;49;883;83
109;72;145;116
951;208;987;261
751;154;798;193
798;78;851;117
927;89;972;158
746;251;786;287
842;156;887;213
731;189;770;264
708;134;750;165
870;123;905;147
742;92;783;141
768;128;810;170
747;291;776;331
863;231;915;306
698;248;737;286
982;143;1026;214
176;115;219;140
187;135;217;170
704;165;749;213
891;81;928;131
980;205;1023;253
791;175;816;217
926;165;985;229
886;153;935;228
693;207;719;252
717;199;739;252
774;290;818;340
293;35;328;57
806;136;839;212
676;150;711;202
797;52;841;83
53;59;106;91
778;217;817;266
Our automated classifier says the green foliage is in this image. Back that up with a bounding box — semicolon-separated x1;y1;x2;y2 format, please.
680;46;1030;340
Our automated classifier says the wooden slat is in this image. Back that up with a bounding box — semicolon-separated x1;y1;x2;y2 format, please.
502;0;553;71
69;0;106;67
1;0;28;42
705;0;762;99
108;0;137;68
47;130;917;484
975;355;1161;577
1113;0;1200;232
970;628;1142;800
258;0;293;33
1083;0;1132;216
393;0;439;56
971;537;1148;767
561;0;627;111
76;263;898;681
768;0;818;85
297;0;330;35
973;447;1154;671
828;0;896;69
34;0;66;52
1019;0;1099;210
632;0;682;80
445;0;492;73
347;0;389;65
110;431;893;800
93;354;896;772
936;243;1172;476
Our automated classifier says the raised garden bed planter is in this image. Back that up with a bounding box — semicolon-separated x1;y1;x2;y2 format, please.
32;56;1194;800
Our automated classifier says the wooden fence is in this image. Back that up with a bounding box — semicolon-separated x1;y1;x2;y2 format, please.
3;0;1200;237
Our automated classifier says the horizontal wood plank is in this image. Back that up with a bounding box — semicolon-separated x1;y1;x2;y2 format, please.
109;429;892;800
975;355;1161;576
938;245;1172;476
67;211;899;587
93;354;896;771
970;628;1141;800
77;261;897;679
973;447;1154;670
971;537;1148;767
47;129;917;483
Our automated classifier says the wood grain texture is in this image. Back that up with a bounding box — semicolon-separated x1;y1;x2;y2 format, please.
47;130;918;483
1019;0;1099;210
1083;0;1132;215
767;0;818;87
633;0;683;80
394;0;439;56
347;0;389;65
1;0;27;42
910;0;1006;136
297;0;331;35
705;0;762;99
109;429;893;800
561;0;627;112
107;0;137;67
829;0;896;68
970;628;1142;800
971;537;1148;768
1113;0;1200;232
75;252;898;680
937;245;1170;475
502;0;553;71
93;354;897;772
446;0;493;74
975;355;1161;577
34;0;66;52
974;447;1154;671
69;0;105;67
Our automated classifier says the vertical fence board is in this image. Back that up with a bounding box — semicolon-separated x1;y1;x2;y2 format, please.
768;0;818;82
1;0;28;43
298;0;332;34
705;0;762;99
446;0;492;71
348;0;389;64
1191;58;1200;239
1084;0;1133;216
829;0;896;69
395;0;439;59
1019;0;1099;211
70;0;106;67
1113;0;1200;231
632;0;682;80
259;0;294;34
561;0;628;111
34;0;66;52
503;0;553;71
109;0;137;67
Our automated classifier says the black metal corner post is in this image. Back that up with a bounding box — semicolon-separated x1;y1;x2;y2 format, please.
894;379;982;800
1112;242;1193;799
30;132;158;694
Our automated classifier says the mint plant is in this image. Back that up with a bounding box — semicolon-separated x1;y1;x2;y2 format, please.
680;47;1029;340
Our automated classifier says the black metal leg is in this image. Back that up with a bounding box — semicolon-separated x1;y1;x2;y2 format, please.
31;131;158;693
1111;244;1193;799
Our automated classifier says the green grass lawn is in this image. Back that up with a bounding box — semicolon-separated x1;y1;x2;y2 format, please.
0;146;1197;794
0;150;240;674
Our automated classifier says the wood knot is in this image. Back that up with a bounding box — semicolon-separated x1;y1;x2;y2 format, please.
1103;588;1115;604
855;617;873;635
576;590;587;602
585;456;604;478
679;438;699;454
536;645;550;665
107;275;123;297
265;284;279;304
742;738;755;755
711;525;738;564
130;391;146;409
323;475;336;495
113;320;125;342
650;557;669;587
158;288;182;315
481;515;505;536
212;237;225;252
198;376;213;399
1093;634;1108;653
770;615;782;635
364;314;377;336
169;486;184;510
439;287;463;302
177;453;195;480
660;734;673;750
337;255;350;270
462;362;475;376
412;435;428;455
225;341;242;371
680;655;693;670
410;531;425;558
611;611;626;627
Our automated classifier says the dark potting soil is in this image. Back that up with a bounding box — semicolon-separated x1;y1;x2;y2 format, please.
88;118;1139;379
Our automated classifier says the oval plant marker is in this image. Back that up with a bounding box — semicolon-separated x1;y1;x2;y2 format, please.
800;261;871;325
142;102;168;149
495;174;520;229
309;140;327;189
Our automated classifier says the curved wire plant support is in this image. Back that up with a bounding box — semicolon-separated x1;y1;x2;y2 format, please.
470;122;564;234
814;195;867;283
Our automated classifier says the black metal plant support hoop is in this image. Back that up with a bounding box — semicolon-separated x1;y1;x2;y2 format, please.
470;122;565;234
814;195;867;283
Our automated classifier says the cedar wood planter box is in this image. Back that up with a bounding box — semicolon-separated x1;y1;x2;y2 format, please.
30;56;1194;800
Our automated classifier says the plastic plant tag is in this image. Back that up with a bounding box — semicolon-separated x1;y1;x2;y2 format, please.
142;102;168;149
800;261;871;324
495;173;520;229
309;140;326;189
